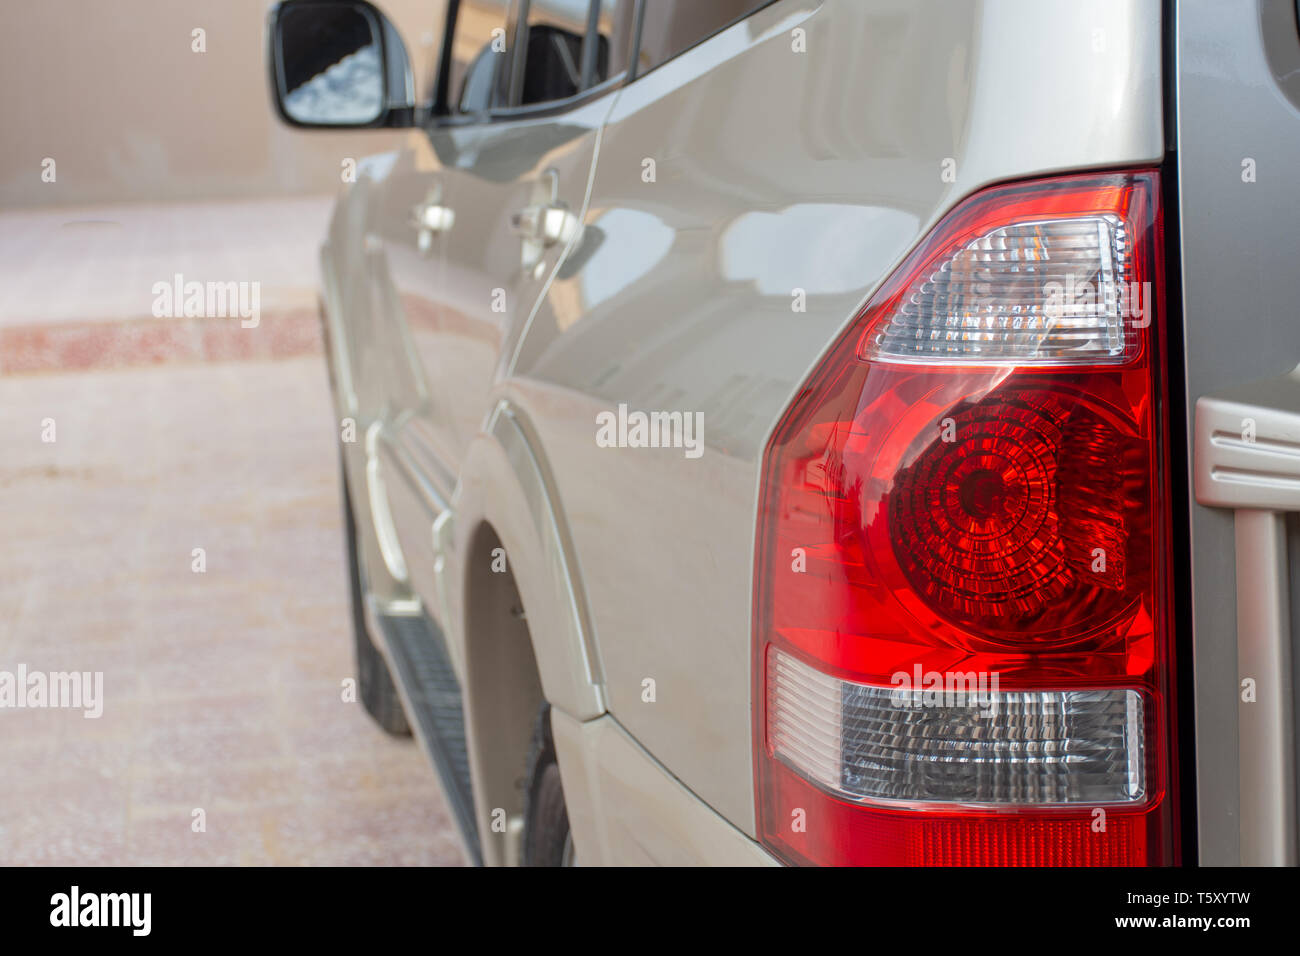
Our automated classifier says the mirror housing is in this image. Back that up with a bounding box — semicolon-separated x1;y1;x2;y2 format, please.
268;0;417;129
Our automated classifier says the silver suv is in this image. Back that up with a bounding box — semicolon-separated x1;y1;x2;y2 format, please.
267;0;1300;866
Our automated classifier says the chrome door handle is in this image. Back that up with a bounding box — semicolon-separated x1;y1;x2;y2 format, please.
510;202;573;247
411;201;455;234
410;197;454;255
513;169;580;272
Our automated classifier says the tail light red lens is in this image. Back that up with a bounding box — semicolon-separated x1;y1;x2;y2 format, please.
754;171;1177;866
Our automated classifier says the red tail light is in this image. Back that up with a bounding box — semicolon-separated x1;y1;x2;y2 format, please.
753;171;1177;866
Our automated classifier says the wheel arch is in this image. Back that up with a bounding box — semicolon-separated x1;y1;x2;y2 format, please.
451;400;605;863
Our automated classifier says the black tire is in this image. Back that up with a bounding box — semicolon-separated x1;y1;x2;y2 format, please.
342;463;410;736
522;704;574;866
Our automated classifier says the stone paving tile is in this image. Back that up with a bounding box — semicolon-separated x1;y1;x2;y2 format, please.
0;357;464;866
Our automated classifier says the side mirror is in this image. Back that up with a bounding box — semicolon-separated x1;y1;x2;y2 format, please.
268;0;416;129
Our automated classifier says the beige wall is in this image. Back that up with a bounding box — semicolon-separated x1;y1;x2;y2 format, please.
1;0;445;209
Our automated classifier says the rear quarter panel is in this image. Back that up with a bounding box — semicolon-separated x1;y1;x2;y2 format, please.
502;0;1164;834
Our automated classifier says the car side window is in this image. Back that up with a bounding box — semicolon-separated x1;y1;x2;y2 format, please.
587;0;636;87
636;0;774;75
510;0;635;108
445;0;514;115
515;0;589;106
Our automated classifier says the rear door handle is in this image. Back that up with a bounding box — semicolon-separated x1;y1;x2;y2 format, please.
510;202;574;247
512;169;581;272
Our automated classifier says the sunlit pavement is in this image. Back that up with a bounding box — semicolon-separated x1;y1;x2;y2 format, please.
0;198;331;327
0;198;334;375
0;355;465;865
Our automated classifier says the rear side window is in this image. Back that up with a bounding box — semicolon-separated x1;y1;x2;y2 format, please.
636;0;774;75
512;0;636;108
447;0;513;114
516;0;590;106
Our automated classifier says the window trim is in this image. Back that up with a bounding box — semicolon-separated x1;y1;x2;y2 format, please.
631;0;781;81
428;0;521;120
491;69;628;121
503;0;529;109
428;0;781;129
579;0;603;88
429;0;641;128
429;0;458;119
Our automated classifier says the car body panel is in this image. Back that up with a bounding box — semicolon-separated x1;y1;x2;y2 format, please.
550;707;779;865
312;0;1183;861
506;0;1164;833
340;84;614;646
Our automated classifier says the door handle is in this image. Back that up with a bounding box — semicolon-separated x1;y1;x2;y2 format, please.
512;200;579;274
410;187;455;255
1194;364;1300;866
512;169;581;273
510;202;574;247
411;201;455;235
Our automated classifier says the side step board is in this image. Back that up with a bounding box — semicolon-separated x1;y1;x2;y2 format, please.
373;610;483;866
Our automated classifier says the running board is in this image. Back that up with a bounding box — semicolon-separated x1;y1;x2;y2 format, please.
372;609;483;866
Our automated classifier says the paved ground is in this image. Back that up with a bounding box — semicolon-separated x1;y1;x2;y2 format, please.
0;197;331;328
0;198;332;375
0;355;465;865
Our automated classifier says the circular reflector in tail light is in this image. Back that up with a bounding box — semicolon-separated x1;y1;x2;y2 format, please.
887;384;1144;643
889;389;1072;627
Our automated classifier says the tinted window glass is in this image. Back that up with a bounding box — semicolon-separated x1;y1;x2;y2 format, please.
517;0;589;106
447;0;513;114
588;0;635;85
637;0;771;74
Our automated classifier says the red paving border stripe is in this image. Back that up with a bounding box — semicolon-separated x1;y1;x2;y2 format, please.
0;309;322;375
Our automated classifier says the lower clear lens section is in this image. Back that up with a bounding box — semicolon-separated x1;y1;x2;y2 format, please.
767;649;1146;806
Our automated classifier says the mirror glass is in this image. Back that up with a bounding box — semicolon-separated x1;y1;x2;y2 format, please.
278;3;384;125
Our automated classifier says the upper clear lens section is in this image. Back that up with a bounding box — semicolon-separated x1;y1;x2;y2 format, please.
768;648;1147;806
866;215;1135;365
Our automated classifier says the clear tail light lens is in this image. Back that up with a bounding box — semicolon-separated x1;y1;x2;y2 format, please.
768;648;1147;806
753;171;1177;866
865;215;1136;365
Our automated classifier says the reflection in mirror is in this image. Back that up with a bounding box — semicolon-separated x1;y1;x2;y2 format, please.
279;4;383;125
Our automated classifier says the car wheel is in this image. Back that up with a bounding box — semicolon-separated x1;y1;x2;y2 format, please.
522;704;574;866
342;463;410;737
